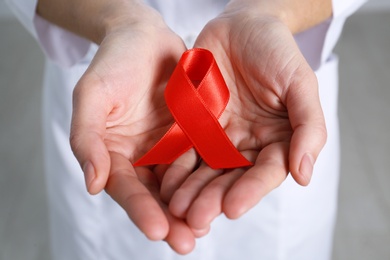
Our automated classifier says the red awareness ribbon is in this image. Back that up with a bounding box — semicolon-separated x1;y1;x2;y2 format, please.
134;48;252;169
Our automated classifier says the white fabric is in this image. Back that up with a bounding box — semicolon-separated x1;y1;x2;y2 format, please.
5;0;90;67
6;0;365;259
6;0;366;68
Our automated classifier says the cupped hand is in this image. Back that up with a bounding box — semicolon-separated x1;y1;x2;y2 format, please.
161;6;327;232
69;4;197;254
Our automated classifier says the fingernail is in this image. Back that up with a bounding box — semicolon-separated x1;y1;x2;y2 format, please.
299;153;314;184
192;227;210;238
83;161;96;192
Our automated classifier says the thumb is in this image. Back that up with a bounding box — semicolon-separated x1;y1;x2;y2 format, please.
70;77;111;194
286;69;327;186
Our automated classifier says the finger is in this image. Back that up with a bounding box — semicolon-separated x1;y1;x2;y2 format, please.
169;164;223;219
105;152;169;241
160;148;199;204
185;168;245;230
163;208;196;255
285;70;327;186
153;164;170;185
139;164;197;254
152;163;198;254
70;77;112;194
223;142;289;219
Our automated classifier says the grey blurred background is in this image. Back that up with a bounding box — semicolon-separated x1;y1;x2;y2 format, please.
0;1;389;259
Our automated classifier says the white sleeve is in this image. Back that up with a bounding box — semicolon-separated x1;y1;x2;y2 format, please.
5;0;91;67
294;0;367;71
333;0;367;17
321;0;367;62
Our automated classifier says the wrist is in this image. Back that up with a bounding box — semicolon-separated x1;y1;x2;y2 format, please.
101;2;167;44
37;0;166;44
225;0;332;34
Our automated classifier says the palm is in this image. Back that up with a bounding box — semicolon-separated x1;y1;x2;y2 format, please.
163;14;326;232
90;30;183;161
210;17;300;161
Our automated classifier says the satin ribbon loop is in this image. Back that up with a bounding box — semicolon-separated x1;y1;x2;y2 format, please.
134;48;252;169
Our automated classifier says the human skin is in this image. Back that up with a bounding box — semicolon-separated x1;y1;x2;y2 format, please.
37;0;331;254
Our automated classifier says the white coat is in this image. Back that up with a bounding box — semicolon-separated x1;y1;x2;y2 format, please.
6;0;366;259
